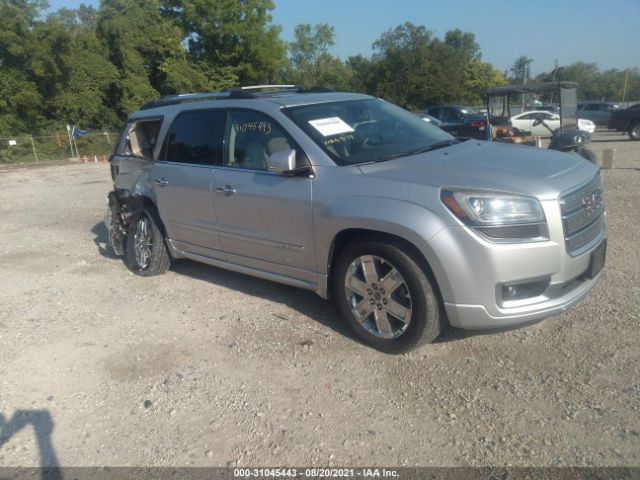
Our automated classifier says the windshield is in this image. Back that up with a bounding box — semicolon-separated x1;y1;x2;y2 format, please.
283;99;454;165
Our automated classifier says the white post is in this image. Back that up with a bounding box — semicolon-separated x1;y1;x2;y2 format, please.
29;136;38;163
66;125;75;159
72;128;80;160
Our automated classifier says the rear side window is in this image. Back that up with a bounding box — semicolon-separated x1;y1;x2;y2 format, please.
118;118;162;159
164;110;226;165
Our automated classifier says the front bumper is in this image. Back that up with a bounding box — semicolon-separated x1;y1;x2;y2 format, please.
422;199;605;331
443;269;602;330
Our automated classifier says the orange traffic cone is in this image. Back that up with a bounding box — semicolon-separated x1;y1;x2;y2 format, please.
94;155;98;163
83;155;88;163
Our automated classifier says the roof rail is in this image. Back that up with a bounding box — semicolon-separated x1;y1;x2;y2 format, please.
224;85;300;99
228;85;296;91
139;85;334;110
139;92;230;110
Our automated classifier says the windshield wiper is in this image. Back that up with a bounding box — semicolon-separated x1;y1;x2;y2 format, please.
354;139;458;166
408;139;458;155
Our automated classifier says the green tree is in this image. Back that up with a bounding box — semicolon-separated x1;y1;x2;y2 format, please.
510;55;534;83
535;62;640;102
163;0;286;85
369;23;471;110
369;22;436;109
0;0;49;134
462;60;506;103
287;23;350;89
444;28;480;63
96;0;211;116
345;54;374;93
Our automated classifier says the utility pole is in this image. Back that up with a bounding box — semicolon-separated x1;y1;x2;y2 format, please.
521;61;528;112
622;68;629;103
550;59;559;104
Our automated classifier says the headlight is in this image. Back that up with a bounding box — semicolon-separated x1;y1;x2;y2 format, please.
441;189;548;242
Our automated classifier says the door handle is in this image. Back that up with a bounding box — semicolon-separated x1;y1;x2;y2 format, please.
153;178;168;187
215;185;236;196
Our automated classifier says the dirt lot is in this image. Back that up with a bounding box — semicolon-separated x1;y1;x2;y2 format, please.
0;130;638;467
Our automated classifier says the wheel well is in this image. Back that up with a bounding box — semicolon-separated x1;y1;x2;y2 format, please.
327;229;444;309
118;193;168;238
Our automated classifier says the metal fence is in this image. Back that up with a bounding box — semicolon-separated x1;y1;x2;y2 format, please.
0;131;119;164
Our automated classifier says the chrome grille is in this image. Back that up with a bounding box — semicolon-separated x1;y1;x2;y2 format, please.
560;174;605;256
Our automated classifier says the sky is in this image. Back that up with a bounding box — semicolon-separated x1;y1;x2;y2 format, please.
48;0;640;76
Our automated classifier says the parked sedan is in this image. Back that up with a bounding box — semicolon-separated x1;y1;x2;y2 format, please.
421;105;487;139
577;101;620;125
511;111;595;136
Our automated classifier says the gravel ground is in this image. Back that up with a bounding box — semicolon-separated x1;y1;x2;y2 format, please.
0;130;638;467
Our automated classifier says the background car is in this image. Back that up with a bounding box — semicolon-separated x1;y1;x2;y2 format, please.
534;104;560;114
416;112;444;127
577;101;620;125
608;103;640;140
511;111;595;136
421;105;487;139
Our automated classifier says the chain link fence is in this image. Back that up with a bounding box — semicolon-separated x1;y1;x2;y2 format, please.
0;131;119;165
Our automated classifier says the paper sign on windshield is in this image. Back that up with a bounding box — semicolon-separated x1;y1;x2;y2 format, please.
308;117;354;137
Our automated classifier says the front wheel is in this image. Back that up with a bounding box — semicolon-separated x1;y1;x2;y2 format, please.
125;209;171;276
332;240;442;353
629;123;640;141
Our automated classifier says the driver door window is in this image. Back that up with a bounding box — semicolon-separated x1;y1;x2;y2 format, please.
225;110;293;171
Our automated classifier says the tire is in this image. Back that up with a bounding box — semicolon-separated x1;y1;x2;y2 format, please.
581;148;597;164
125;208;171;276
629;123;640;141
332;240;442;354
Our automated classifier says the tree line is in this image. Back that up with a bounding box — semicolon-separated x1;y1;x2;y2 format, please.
1;0;638;136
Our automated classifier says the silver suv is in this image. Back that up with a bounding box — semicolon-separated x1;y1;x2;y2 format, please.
106;86;606;353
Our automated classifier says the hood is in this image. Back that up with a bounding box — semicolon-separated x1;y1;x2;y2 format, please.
357;140;599;200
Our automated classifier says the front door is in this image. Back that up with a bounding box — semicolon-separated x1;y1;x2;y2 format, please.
212;109;315;282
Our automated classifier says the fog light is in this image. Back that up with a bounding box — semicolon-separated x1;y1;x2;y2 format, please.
504;285;518;298
500;277;551;305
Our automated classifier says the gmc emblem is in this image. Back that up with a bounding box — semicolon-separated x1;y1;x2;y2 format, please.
582;190;602;212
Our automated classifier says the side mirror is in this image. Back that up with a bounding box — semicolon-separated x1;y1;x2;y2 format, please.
267;148;296;174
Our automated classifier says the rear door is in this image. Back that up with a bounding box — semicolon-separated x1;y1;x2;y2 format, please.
112;118;162;192
152;109;226;258
211;109;316;282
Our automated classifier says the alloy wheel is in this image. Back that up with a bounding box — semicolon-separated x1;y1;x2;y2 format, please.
344;255;412;339
133;216;153;270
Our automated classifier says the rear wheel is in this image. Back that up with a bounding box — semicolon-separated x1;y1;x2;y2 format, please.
629;123;640;141
125;209;170;276
332;240;442;353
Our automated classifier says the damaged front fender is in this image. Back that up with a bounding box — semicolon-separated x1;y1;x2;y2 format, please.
105;191;126;256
